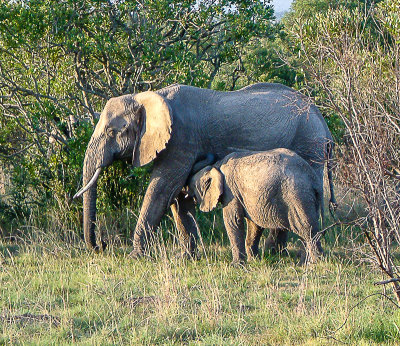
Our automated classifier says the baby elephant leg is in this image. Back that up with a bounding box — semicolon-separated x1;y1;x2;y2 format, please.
264;229;288;254
222;198;247;264
300;235;323;264
170;193;199;258
245;219;264;260
298;220;324;264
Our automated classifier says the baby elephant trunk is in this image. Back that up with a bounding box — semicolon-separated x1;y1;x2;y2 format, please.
191;153;216;175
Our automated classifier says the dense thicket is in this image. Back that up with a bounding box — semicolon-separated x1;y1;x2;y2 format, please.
0;0;283;232
287;0;400;301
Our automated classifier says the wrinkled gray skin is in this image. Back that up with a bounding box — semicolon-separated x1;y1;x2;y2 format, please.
188;149;324;264
74;83;335;256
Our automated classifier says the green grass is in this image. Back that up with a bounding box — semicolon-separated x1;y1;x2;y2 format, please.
0;228;399;345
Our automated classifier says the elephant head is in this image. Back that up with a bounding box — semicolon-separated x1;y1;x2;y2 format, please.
189;166;223;212
74;91;173;250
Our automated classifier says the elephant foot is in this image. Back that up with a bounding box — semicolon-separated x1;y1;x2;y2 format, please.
246;247;261;261
129;249;145;259
299;251;318;266
129;230;157;259
264;243;287;256
298;242;323;265
230;259;247;268
246;254;259;262
91;240;107;253
176;250;198;261
100;239;107;251
265;229;288;255
230;254;246;267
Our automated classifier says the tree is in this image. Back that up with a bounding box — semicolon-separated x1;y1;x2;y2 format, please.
286;0;400;302
0;0;276;232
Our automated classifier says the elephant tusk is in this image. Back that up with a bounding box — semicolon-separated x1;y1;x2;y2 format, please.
73;168;102;199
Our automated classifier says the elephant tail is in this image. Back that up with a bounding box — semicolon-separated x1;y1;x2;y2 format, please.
314;185;325;232
326;140;337;216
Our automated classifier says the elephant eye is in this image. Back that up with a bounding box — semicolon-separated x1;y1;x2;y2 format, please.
106;127;115;138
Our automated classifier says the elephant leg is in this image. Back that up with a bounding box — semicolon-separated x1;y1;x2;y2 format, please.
306;219;324;263
290;205;323;264
170;193;199;258
131;170;187;257
245;219;264;260
300;235;323;265
222;198;246;264
264;228;288;255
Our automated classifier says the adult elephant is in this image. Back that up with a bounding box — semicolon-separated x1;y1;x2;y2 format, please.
74;83;336;257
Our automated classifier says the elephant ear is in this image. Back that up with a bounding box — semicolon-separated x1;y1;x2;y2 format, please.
132;91;173;167
199;168;223;212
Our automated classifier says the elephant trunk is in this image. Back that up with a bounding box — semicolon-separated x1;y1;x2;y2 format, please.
82;159;100;251
80;135;107;251
191;153;216;175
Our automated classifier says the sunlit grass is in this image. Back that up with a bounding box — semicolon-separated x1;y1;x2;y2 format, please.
0;224;399;344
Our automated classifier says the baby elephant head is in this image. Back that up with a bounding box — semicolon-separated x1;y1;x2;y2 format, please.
189;166;223;212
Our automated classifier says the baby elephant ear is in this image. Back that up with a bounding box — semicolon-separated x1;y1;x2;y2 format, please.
133;91;173;167
200;168;223;212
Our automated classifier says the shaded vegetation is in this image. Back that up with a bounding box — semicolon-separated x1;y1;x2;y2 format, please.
0;0;278;234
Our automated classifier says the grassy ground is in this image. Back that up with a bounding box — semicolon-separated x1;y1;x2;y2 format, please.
0;226;399;345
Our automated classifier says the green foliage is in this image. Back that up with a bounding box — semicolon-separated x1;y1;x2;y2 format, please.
280;0;391;141
213;33;300;90
378;0;400;41
283;0;380;26
0;0;276;234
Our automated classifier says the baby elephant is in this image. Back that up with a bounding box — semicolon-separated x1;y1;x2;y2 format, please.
188;149;324;264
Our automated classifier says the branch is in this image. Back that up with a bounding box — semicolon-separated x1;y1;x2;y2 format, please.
375;278;400;286
0;143;34;159
384;169;400;180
